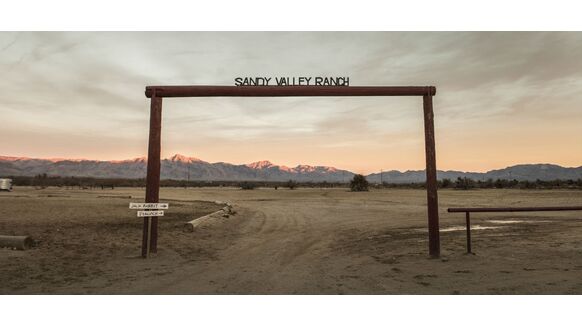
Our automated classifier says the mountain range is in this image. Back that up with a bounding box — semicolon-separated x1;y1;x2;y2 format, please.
1;154;581;183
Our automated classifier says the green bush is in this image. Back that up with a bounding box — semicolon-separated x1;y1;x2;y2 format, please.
350;174;369;192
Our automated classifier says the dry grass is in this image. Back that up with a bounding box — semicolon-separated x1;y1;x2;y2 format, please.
1;187;581;294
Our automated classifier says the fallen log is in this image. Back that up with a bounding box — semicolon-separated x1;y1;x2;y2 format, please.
0;235;33;250
184;204;235;232
183;210;224;232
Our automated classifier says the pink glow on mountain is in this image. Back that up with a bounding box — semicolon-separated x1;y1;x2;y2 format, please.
293;164;338;173
0;156;89;163
246;160;275;169
110;157;147;164
169;154;206;163
277;165;294;172
0;154;341;173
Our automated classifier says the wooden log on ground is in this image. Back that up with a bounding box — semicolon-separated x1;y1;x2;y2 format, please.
0;235;33;250
183;204;235;232
183;210;224;232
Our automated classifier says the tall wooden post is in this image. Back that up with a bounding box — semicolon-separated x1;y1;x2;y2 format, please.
142;94;163;257
423;92;440;258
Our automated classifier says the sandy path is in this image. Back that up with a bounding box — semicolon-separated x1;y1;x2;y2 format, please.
136;204;336;294
105;188;582;294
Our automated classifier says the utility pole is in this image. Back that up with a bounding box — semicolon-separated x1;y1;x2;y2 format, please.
380;169;383;185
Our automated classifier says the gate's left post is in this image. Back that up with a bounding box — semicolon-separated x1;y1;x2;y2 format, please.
142;91;163;258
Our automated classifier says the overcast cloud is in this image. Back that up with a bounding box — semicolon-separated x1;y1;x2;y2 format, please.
1;32;581;173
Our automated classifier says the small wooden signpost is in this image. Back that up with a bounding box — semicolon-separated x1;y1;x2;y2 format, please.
130;203;169;258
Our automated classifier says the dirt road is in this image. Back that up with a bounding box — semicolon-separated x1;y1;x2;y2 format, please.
1;187;582;294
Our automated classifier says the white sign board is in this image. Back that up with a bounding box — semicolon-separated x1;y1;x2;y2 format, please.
137;210;165;217
130;203;169;210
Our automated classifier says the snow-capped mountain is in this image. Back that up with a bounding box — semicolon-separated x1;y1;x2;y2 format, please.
0;154;354;182
0;155;580;182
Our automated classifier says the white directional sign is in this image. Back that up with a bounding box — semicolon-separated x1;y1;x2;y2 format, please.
137;210;165;217
130;203;169;210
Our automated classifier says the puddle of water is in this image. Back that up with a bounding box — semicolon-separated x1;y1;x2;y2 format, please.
411;218;554;234
487;219;551;224
416;225;502;233
442;225;502;232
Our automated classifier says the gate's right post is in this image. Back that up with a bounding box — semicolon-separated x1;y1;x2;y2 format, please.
423;88;441;258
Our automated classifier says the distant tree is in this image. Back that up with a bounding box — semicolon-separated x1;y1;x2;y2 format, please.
285;180;297;190
454;177;464;189
350;174;369;192
481;178;494;188
454;177;475;190
440;178;452;188
239;181;256;190
520;180;536;189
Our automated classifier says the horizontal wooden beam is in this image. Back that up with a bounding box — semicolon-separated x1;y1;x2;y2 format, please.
448;206;582;213
145;85;436;98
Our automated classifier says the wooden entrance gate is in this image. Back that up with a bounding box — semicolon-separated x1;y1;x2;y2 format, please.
142;85;441;258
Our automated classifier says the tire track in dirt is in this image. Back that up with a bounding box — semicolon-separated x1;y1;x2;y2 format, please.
135;198;331;294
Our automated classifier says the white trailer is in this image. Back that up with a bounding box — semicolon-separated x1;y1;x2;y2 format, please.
0;178;13;191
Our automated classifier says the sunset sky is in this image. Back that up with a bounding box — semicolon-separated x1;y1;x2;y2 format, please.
1;32;581;174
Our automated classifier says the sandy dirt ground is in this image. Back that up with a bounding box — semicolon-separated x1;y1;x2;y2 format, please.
1;187;581;294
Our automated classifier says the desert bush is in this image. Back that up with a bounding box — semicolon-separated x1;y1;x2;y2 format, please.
440;178;452;188
239;181;256;190
350;174;369;192
454;177;475;190
285;180;297;190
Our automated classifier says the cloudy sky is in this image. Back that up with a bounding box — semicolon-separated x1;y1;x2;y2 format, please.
1;32;581;173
